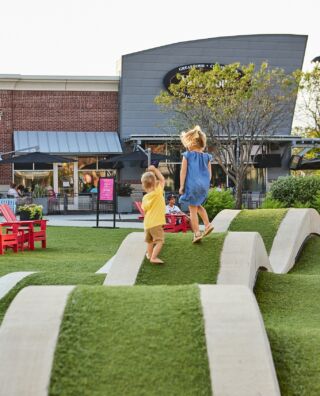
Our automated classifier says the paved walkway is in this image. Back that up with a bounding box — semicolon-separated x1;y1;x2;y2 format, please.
45;214;144;229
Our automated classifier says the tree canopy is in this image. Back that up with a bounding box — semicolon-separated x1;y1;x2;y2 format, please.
155;62;298;207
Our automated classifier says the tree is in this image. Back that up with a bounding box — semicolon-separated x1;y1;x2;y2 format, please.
155;62;298;208
295;63;320;137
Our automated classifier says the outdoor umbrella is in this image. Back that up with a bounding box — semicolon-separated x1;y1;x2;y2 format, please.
0;151;75;164
299;158;320;170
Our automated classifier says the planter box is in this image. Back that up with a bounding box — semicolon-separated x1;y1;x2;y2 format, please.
20;211;41;220
33;198;48;215
117;196;133;213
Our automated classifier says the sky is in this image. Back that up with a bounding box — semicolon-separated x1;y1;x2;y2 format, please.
0;0;319;76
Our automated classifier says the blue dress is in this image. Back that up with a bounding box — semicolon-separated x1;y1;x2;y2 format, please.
179;151;212;206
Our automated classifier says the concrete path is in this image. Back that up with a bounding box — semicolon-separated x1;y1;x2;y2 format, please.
45;214;144;229
212;209;240;232
270;208;320;273
217;232;271;289
200;285;280;396
0;271;35;300
104;232;146;286
0;286;74;396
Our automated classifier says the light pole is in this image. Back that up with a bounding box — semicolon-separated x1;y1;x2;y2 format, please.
136;144;151;167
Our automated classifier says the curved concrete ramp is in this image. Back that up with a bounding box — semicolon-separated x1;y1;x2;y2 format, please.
0;286;74;396
0;271;35;300
200;285;280;396
104;232;145;286
270;208;320;273
212;209;240;232
217;232;271;289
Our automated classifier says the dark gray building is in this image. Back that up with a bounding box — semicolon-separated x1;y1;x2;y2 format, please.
119;34;308;192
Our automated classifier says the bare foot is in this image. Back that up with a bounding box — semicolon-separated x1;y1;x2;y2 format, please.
150;258;164;264
146;253;150;260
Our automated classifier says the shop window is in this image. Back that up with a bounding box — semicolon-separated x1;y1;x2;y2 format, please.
78;157;98;170
14;171;54;192
79;170;115;193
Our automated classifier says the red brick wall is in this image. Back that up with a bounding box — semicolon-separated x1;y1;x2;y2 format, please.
0;90;118;184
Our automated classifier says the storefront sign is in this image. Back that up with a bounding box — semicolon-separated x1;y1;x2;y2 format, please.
163;63;224;90
99;177;114;201
96;177;117;228
163;62;243;92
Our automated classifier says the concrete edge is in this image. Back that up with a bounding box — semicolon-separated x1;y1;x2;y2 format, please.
269;208;320;273
212;209;241;232
0;285;75;396
0;271;36;300
200;285;280;396
217;232;271;289
103;232;145;286
95;255;115;274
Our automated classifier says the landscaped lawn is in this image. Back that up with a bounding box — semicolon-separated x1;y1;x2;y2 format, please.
50;285;211;396
136;232;225;285
229;209;288;253
0;226;137;276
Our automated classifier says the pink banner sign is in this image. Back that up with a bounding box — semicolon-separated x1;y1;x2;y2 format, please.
99;178;114;201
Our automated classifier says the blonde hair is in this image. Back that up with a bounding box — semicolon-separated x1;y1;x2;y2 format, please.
180;125;207;150
141;171;156;190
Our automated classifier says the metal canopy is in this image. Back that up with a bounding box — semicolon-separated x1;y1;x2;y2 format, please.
126;134;320;146
14;131;123;155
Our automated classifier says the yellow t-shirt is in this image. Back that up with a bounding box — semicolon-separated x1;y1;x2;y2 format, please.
142;183;166;230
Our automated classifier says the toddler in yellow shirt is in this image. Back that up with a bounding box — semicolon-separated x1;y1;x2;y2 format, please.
141;165;166;264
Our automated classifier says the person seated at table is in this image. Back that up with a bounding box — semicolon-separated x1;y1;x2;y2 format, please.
7;183;19;198
166;195;182;214
17;184;27;197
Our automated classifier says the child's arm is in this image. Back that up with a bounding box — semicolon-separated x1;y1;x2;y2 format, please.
179;156;187;195
147;165;165;189
208;161;212;181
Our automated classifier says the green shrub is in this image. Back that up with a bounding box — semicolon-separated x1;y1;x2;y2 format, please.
270;176;320;206
311;192;320;212
203;188;235;220
260;197;286;209
292;201;312;208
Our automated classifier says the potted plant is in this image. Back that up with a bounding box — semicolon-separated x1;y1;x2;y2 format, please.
32;184;49;215
19;204;43;220
117;183;133;213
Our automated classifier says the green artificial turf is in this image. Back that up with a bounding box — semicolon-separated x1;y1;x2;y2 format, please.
290;235;320;275
136;233;225;285
0;272;105;325
0;226;136;276
255;272;320;396
229;209;288;253
49;285;211;396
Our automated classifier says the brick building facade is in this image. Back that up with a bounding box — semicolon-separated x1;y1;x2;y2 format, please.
0;77;119;186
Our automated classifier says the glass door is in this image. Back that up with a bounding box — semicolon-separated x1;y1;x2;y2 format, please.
57;163;74;196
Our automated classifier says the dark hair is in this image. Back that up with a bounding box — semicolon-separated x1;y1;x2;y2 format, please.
167;194;176;201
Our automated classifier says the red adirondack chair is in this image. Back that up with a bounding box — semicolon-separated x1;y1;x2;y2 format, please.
134;201;191;233
0;203;48;250
0;224;18;254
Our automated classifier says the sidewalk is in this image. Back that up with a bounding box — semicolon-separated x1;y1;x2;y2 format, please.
45;213;144;229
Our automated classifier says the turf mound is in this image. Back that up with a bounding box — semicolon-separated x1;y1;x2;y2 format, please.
50;285;211;396
255;272;320;396
136;233;225;285
0;272;105;324
229;209;288;253
290;235;320;275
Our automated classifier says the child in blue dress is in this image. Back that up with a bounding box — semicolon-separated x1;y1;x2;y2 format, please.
179;125;214;243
